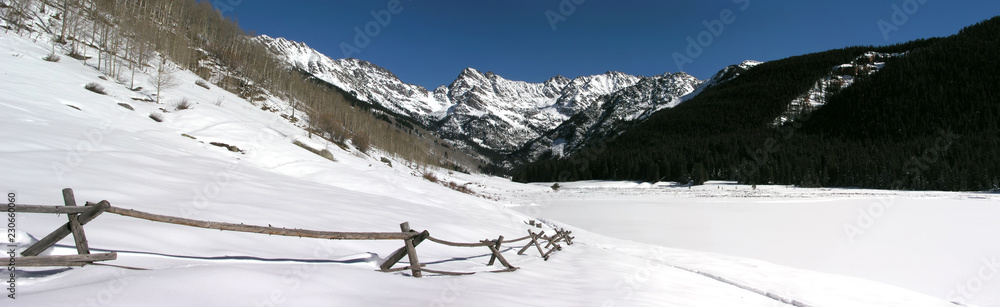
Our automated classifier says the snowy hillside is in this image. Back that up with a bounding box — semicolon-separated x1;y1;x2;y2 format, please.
686;60;763;100
775;52;901;125
0;29;966;307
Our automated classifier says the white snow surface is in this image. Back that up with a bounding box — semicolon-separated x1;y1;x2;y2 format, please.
0;30;980;307
505;181;1000;307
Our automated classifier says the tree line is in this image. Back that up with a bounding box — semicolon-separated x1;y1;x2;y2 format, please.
515;17;1000;191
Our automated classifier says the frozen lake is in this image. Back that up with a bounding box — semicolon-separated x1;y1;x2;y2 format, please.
510;182;1000;305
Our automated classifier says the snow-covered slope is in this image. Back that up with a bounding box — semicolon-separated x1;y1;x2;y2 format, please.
702;60;762;90
775;52;900;125
1;30;959;307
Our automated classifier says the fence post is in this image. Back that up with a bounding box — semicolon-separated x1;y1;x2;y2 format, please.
545;231;566;249
487;235;503;266
380;230;428;272
486;242;515;269
517;230;550;260
22;200;108;257
532;231;548;259
562;229;574;245
400;222;422;278
63;188;91;255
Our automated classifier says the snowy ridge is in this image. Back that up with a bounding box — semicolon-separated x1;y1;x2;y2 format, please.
437;68;641;153
513;61;758;163
775;52;901;125
256;35;449;118
685;59;763;100
256;35;683;155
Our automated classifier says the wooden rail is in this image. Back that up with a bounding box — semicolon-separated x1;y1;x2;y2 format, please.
103;206;417;241
12;188;575;278
15;205;92;214
16;253;118;267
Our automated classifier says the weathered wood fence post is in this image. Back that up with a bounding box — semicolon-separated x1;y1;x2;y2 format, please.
487;235;504;266
63;188;91;255
22;199;109;257
399;222;422;278
380;230;428;272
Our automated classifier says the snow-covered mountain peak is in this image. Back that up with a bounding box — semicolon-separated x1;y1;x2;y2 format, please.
435;69;652;153
457;67;483;78
256;35;447;116
545;75;571;84
739;60;764;69
512;71;704;162
256;34;673;154
257;34;717;156
552;71;641;111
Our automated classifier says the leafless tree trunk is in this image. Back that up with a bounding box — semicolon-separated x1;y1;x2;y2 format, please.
149;58;179;104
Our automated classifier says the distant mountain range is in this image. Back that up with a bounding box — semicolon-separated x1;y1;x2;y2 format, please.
258;16;999;192
257;35;750;164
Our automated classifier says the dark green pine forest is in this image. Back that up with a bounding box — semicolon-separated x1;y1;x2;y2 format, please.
514;16;1000;191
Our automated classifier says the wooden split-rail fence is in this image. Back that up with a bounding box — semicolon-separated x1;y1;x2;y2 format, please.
13;189;574;277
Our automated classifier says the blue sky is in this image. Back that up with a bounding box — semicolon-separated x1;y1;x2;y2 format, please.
222;1;998;89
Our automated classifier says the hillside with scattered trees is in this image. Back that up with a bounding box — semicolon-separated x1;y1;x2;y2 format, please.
1;0;477;170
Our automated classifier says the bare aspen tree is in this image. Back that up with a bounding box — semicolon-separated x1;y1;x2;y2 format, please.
149;58;179;104
58;0;72;42
8;0;34;34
